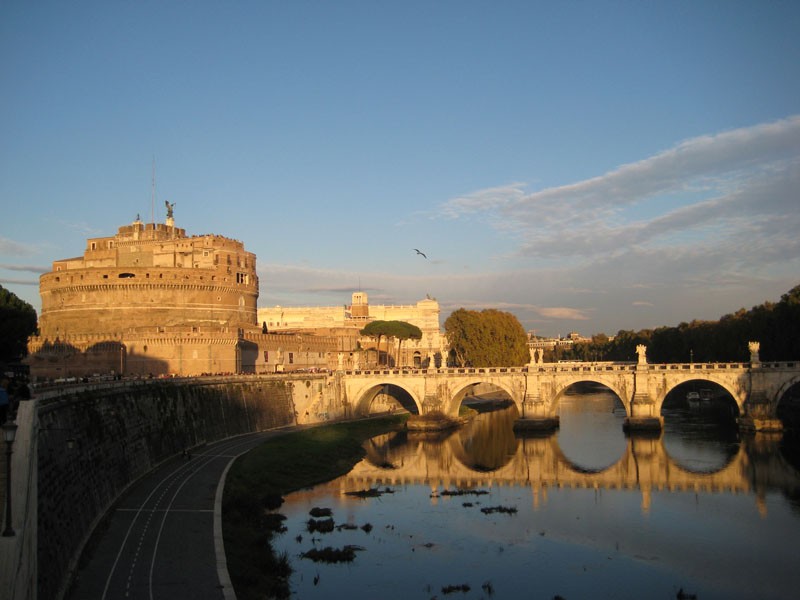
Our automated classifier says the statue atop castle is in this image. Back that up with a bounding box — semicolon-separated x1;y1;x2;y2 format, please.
165;200;175;220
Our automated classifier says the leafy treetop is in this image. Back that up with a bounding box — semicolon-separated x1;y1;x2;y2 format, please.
444;308;529;367
0;285;38;363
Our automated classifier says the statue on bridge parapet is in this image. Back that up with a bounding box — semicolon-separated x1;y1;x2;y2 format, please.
749;341;761;365
636;344;647;365
529;347;544;365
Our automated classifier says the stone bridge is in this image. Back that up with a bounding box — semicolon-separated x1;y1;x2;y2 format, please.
336;347;800;432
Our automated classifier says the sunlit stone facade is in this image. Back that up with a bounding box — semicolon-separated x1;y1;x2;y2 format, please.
37;217;258;337
27;216;264;378
258;292;445;367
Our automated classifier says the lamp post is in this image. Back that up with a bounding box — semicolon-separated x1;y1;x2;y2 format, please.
2;419;18;537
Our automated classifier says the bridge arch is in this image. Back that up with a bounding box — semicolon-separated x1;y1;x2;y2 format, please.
775;375;800;407
442;378;522;416
549;377;630;416
775;376;800;427
657;377;743;416
351;381;422;416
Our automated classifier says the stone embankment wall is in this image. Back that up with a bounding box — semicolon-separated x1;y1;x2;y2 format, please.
36;378;298;600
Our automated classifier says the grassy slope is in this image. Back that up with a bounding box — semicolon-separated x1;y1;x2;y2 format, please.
222;416;407;599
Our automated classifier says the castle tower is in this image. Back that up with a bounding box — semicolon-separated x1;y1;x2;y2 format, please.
351;291;369;319
28;216;260;377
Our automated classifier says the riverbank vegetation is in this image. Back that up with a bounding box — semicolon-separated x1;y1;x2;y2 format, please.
222;415;407;600
548;284;800;363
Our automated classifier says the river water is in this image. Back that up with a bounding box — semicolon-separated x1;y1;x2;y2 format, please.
270;390;800;599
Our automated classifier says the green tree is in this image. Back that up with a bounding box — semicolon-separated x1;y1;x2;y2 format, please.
360;320;422;366
360;320;390;365
0;285;38;363
444;308;529;367
390;321;422;367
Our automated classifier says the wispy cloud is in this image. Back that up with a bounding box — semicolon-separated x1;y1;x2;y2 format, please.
439;183;527;219
439;116;800;273
537;306;591;320
0;263;49;274
0;278;39;286
0;238;41;257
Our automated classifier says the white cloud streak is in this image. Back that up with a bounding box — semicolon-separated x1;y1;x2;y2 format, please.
439;116;800;273
0;238;40;257
0;263;49;274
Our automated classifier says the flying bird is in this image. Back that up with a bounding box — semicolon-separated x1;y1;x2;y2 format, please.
414;249;427;259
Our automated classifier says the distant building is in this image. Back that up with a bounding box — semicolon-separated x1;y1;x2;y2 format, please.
258;292;445;368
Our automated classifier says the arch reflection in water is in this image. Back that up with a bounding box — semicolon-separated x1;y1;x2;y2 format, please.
350;406;799;513
556;386;628;472
274;406;800;600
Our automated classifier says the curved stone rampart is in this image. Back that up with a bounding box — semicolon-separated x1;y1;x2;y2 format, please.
29;377;297;600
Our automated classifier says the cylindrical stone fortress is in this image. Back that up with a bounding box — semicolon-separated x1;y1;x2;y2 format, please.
37;217;258;337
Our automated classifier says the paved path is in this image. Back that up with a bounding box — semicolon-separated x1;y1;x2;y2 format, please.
67;429;291;600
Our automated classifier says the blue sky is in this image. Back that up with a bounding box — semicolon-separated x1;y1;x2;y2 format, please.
1;1;799;338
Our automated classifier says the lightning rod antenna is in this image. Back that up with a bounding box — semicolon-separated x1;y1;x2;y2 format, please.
151;157;156;225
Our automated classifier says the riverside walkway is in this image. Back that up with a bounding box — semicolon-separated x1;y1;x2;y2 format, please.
66;429;292;600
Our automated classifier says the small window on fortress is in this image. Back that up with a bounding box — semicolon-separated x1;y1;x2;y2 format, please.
103;274;108;279
55;276;60;282
91;242;97;250
108;241;114;248
119;273;135;278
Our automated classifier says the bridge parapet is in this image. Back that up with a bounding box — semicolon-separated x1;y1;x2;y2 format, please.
336;360;800;434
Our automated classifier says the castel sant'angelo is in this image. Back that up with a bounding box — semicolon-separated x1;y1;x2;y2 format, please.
26;210;443;379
